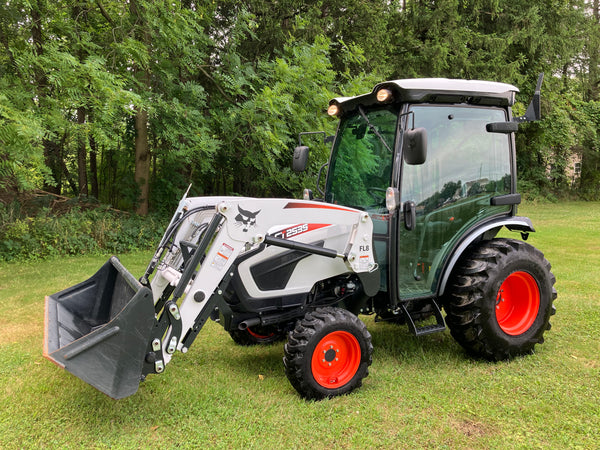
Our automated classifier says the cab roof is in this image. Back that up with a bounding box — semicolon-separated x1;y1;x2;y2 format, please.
330;78;519;112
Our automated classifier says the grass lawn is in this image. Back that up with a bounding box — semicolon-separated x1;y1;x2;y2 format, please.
0;201;598;448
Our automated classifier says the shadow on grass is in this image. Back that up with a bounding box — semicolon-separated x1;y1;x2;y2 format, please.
368;318;463;360
207;315;474;388
220;340;286;376
34;312;488;417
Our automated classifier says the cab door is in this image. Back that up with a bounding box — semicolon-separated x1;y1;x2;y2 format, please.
396;105;513;300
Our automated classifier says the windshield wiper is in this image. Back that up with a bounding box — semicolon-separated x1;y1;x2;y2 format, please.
358;106;393;153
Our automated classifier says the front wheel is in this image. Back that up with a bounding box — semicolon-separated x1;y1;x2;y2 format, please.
283;307;373;400
444;238;557;361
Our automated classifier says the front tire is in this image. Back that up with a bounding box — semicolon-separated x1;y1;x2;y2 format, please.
444;238;557;361
284;307;373;400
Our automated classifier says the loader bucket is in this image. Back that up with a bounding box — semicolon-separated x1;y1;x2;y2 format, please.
43;256;155;399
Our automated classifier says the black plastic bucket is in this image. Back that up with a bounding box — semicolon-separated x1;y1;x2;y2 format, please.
44;257;154;399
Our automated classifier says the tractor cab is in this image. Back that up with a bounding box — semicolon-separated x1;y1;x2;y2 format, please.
296;78;538;333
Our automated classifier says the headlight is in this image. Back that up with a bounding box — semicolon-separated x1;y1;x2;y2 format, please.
327;104;341;116
376;88;393;103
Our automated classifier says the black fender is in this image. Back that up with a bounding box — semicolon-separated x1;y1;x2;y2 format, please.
437;216;535;296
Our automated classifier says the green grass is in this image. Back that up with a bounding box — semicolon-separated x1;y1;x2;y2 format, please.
0;201;598;448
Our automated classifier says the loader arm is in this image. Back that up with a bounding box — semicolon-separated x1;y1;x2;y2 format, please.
147;198;376;369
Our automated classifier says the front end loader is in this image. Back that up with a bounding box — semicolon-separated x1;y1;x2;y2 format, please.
44;76;556;400
44;195;378;398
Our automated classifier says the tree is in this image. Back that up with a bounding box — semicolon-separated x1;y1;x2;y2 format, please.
2;0;599;209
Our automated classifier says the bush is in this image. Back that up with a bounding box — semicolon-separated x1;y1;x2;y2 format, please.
0;203;165;262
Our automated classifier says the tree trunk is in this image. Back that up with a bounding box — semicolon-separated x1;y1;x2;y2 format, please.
43;139;62;194
589;0;600;100
134;106;150;215
88;109;99;199
130;0;151;215
61;156;79;195
77;106;88;196
32;0;61;194
104;147;117;207
89;135;99;200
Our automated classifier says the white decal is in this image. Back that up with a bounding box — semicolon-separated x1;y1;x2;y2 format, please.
211;243;234;270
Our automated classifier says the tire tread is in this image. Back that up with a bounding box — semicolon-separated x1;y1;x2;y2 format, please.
444;238;556;361
283;307;372;400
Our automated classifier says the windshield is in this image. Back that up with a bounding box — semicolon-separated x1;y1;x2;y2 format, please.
325;106;398;212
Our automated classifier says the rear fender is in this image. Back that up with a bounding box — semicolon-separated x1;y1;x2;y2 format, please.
437;216;535;296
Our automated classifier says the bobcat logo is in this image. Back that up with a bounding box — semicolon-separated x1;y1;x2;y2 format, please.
235;205;261;232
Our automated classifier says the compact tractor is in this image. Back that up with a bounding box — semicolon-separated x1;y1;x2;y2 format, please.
44;75;556;400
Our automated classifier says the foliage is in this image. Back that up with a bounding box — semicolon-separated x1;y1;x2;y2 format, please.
574;100;600;199
1;0;599;208
0;92;47;190
0;203;164;261
209;37;340;197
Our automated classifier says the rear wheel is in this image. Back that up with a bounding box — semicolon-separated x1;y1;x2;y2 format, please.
284;307;372;399
444;238;557;361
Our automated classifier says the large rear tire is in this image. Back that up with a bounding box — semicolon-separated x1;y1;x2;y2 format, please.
283;307;373;400
444;238;557;361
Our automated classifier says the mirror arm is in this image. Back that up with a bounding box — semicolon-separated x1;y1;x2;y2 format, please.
514;73;544;123
316;163;328;197
298;131;333;146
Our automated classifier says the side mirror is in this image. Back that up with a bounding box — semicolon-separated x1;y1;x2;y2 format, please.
293;146;309;172
403;127;427;165
293;131;333;172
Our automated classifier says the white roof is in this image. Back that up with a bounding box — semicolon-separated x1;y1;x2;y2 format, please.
379;78;518;95
331;78;519;108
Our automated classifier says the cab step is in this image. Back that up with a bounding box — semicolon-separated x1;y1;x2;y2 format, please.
400;299;446;336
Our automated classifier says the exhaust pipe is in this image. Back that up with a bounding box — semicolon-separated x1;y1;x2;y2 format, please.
238;317;261;331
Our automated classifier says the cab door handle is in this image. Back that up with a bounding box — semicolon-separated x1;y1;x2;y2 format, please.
403;201;416;231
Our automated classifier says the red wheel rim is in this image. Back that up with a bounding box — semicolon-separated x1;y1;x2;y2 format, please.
311;331;361;389
495;271;540;335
